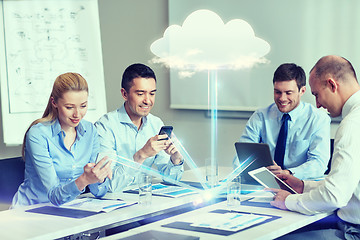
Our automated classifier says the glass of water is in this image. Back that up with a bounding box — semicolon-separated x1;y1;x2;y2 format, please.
227;175;241;208
205;158;218;188
138;173;152;206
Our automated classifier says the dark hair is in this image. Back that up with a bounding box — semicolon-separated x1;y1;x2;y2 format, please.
22;72;88;159
273;63;306;90
311;56;357;84
121;63;156;92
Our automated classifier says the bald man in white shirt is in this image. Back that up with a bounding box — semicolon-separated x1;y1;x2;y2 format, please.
271;55;360;240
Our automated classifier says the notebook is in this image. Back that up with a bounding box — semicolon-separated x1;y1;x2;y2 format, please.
234;142;274;184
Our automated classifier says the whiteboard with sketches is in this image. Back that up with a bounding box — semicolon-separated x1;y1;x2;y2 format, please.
0;0;107;145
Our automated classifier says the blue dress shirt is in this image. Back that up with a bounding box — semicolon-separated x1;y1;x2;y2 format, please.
234;102;331;179
11;119;109;208
95;105;184;192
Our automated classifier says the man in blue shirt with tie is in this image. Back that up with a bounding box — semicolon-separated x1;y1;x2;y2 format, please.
95;63;184;192
234;63;330;180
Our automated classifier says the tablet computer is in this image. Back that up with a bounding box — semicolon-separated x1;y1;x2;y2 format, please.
234;142;274;184
248;167;297;194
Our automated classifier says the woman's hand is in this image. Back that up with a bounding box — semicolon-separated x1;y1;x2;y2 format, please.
75;156;112;191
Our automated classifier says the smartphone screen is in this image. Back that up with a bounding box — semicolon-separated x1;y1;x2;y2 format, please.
158;126;173;140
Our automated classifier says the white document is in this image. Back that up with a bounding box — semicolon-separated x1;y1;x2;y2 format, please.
61;198;136;213
248;190;274;203
190;212;271;232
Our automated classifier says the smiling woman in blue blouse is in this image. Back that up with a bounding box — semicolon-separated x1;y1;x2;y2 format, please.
11;72;112;208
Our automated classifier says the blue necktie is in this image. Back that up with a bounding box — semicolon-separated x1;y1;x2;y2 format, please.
274;113;290;169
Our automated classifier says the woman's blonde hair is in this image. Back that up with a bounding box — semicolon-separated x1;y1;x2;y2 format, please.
22;72;88;159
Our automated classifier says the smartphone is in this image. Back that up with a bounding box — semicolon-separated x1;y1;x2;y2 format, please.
95;152;112;169
248;167;297;194
158;126;173;141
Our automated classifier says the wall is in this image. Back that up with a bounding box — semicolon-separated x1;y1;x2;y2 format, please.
0;115;20;158
97;0;339;168
0;0;339;164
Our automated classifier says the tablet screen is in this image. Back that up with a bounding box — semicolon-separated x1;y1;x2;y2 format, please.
234;142;274;184
249;167;297;194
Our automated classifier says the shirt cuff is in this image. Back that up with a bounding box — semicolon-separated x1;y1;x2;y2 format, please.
169;164;184;177
67;180;83;196
99;177;109;188
172;158;184;166
89;178;109;197
284;193;299;211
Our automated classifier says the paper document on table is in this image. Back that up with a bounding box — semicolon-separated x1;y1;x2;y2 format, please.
190;211;271;232
248;196;273;203
248;190;274;203
61;198;137;213
128;183;198;198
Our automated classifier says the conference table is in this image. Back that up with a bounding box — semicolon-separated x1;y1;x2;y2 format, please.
0;167;331;240
102;195;330;240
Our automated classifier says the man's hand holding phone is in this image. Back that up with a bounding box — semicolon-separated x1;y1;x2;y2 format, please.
133;126;183;165
133;126;172;164
158;126;183;165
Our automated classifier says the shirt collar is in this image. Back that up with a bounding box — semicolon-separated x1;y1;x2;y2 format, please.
275;101;304;122
77;121;86;136
342;90;360;119
51;119;62;137
51;118;86;137
118;104;148;128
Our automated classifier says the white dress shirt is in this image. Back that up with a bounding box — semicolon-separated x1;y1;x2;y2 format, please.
285;90;360;224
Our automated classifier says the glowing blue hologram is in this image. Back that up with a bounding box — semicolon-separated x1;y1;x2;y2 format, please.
150;9;270;75
149;9;271;193
104;149;261;206
220;155;257;186
189;155;259;206
208;69;218;188
171;132;209;190
105;152;201;193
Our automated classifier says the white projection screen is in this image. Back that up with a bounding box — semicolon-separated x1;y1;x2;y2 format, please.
168;0;360;111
